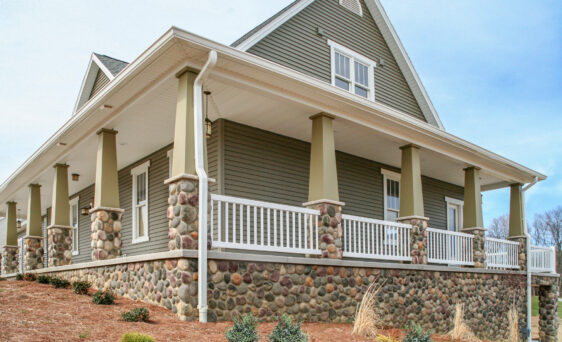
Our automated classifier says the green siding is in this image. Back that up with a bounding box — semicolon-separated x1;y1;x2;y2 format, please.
247;0;426;122
222;120;462;229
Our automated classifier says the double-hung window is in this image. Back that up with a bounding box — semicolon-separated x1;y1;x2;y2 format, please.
131;161;150;244
69;197;79;255
445;197;464;232
382;169;401;222
329;40;376;100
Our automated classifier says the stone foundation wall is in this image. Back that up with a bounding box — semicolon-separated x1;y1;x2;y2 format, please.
2;246;18;274
167;179;201;251
90;209;123;261
23;237;44;271
38;256;533;340
48;226;73;267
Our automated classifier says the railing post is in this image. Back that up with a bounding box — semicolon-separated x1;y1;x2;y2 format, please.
550;246;557;274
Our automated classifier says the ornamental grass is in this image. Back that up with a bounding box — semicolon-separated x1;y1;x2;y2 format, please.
448;302;480;341
508;305;519;342
352;281;384;338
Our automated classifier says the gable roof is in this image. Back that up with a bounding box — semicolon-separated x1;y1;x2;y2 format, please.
73;53;129;113
232;0;444;130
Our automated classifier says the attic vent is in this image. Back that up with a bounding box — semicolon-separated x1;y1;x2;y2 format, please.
339;0;363;16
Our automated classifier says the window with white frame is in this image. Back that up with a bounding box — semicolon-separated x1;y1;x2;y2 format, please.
382;169;400;222
328;40;376;100
131;161;150;243
445;197;464;232
69;197;79;254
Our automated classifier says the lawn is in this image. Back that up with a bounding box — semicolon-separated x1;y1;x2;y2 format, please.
531;296;562;318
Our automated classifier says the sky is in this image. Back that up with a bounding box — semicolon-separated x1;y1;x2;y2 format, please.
0;0;560;227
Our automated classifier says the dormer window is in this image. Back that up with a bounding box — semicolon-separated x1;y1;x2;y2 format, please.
328;40;376;100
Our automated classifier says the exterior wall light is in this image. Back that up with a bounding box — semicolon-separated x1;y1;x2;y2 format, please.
71;173;80;181
204;90;212;138
81;203;92;216
16;219;22;229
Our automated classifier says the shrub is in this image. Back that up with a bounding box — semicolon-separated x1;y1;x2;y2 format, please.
119;332;155;342
225;314;259;342
92;290;115;305
403;323;433;342
22;273;37;281
15;273;23;281
121;307;150;322
49;277;70;289
72;281;91;295
37;275;51;284
269;314;308;342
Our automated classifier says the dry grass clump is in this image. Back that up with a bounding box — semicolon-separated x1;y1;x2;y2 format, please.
448;302;480;341
507;305;519;342
352;281;384;338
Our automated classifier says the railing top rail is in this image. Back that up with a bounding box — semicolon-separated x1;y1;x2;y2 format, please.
426;227;474;238
485;237;520;245
210;193;320;215
531;245;555;251
341;214;412;228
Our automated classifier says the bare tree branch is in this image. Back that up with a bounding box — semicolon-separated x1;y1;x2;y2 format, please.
487;214;509;239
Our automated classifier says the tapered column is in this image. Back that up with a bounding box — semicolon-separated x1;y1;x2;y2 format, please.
166;69;203;251
462;166;486;268
396;144;428;264
508;183;527;271
24;184;44;271
47;164;73;267
90;128;123;261
2;201;19;274
303;113;344;259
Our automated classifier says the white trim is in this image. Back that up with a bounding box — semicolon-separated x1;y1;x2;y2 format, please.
167;149;173;178
69;196;80;255
380;168;401;180
445;196;463;232
445;196;464;207
91;54;117;82
131;160;150;244
234;0;316;51
328;39;376;101
73;53;117;114
339;0;363;16
381;169;400;221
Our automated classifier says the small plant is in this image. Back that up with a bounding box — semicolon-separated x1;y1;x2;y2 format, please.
225;314;259;342
78;329;91;339
269;314;308;342
15;273;23;281
92;290;115;305
447;303;479;341
375;334;400;342
49;277;70;289
352;281;384;337
121;307;150;322
72;281;91;295
37;275;51;284
403;323;433;342
119;332;155;342
22;273;37;281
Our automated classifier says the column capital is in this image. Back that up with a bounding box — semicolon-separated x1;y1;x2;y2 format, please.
96;128;118;136
399;143;421;150
28;183;41;188
309;112;335;120
6;201;17;205
53;163;69;169
463;166;481;172
175;66;199;78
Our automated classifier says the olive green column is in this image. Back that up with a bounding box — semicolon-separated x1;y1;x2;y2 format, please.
307;113;339;203
398;144;424;218
94;129;120;209
2;201;19;274
48;164;73;267
462;166;486;268
508;183;527;270
24;184;44;270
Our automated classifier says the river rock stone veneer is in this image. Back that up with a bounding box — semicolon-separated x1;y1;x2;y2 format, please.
167;178;205;251
90;209;123;261
509;236;527;271
309;203;342;259
23;237;44;271
535;276;560;342
47;226;73;267
36;256;537;341
462;227;487;268
398;217;428;264
2;246;18;274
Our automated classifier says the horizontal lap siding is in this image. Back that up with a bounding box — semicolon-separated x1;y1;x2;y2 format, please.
248;0;426;122
422;176;464;230
73;185;95;263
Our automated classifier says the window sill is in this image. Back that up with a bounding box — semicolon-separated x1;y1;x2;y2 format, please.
132;236;150;244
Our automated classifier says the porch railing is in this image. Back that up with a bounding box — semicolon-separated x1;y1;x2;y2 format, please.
341;214;412;261
485;237;519;269
426;228;474;266
530;245;557;274
209;194;321;255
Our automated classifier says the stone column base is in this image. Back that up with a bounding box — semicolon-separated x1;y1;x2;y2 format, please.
166;175;201;251
539;283;559;342
304;199;344;259
398;216;429;264
23;236;44;271
90;207;123;261
2;245;18;274
47;225;73;267
508;235;527;271
462;227;487;268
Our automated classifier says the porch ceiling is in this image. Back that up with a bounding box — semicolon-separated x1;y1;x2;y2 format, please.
0;27;541;217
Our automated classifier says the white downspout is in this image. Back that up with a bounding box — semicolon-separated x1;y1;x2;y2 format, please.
194;50;217;323
522;176;538;342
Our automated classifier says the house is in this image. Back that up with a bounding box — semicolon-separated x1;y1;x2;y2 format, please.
0;0;558;340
